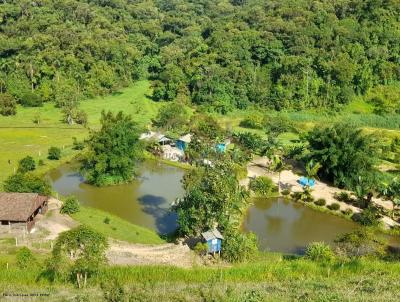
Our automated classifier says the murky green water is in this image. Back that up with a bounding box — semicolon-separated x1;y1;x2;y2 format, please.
243;197;359;254
49;163;399;253
47;161;185;234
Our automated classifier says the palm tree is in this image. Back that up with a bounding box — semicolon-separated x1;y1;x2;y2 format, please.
305;160;321;182
379;178;400;219
270;154;288;194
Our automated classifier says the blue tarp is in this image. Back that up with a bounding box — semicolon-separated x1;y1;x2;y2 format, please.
298;176;315;188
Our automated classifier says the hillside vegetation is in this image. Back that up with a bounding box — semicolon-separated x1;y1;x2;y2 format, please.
0;0;399;114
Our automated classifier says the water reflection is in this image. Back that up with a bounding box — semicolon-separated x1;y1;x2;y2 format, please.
47;161;185;234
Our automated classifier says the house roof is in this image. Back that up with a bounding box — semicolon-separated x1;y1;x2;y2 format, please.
178;134;192;143
201;228;224;241
0;193;48;222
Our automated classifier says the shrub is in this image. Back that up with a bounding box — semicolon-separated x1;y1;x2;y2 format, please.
334;229;387;258
101;279;126;302
38;159;45;166
16;247;36;269
264;114;295;135
72;137;85;150
342;208;353;216
281;189;291;196
17;156;36;173
223;229;258;263
75;110;88;126
0;93;17;116
19;92;43;107
194;242;208;256
48;146;61;160
328;203;340;211
4;173;51;195
334;192;352;203
352;207;381;226
305;242;335;262
60;196;80;214
104;217;110;224
239;113;264;129
249;176;275;196
314;198;326;206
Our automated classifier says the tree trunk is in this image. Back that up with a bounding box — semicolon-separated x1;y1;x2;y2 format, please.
84;272;87;288
77;273;81;288
278;172;281;194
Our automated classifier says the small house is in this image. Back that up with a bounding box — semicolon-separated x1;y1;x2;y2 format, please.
0;192;49;232
215;139;231;153
176;134;192;151
201;228;224;255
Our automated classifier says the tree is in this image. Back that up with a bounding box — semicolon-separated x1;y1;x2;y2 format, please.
16;247;36;269
60;196;80;215
51;225;108;288
305;160;321;181
80;111;144;186
3;173;51;195
304;123;378;189
270;154;288;194
0;93;16;116
249;176;275;196
48;147;61;160
17;156;36;173
152;102;190;132
173;161;249;236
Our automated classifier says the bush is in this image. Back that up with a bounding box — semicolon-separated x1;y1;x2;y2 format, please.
75;110;88;126
334;192;352;203
101;279;126;302
60;196;80;214
104;217;110;224
334;228;387;258
342;208;353;216
48;146;61;160
352;207;381;226
72;137;85;150
19;92;43;107
38;159;45;166
17;156;36;173
239;113;264;129
0;93;17;116
281;189;291;196
264;114;295;135
328;203;340;211
223;229;258;263
314;198;326;206
305;242;335;262
16;247;36;269
4;173;51;195
249;176;275;196
194;242;208;256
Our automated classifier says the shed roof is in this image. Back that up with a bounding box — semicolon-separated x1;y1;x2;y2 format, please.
0;193;48;222
201;228;224;241
178;134;192;143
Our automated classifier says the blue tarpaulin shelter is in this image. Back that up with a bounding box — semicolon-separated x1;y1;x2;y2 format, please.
298;176;315;188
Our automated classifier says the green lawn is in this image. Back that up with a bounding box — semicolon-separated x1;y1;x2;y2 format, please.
0;81;161;185
72;206;165;244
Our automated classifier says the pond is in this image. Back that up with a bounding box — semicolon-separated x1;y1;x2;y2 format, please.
47;160;185;235
243;197;359;254
48;162;399;254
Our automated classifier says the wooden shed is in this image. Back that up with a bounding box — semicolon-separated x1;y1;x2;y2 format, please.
0;193;49;232
201;228;224;255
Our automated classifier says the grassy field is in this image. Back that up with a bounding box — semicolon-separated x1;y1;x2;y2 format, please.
0;81;161;185
72;206;164;244
0;255;400;301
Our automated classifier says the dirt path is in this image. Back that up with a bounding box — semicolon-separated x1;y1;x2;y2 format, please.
33;198;199;267
107;239;199;267
246;157;399;228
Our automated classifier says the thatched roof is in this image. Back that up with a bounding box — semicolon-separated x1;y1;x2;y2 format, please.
0;193;48;222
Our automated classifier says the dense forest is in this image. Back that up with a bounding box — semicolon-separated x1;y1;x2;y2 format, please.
0;0;399;114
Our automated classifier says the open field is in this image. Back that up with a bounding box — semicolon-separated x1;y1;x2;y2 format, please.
72;206;164;245
0;81;161;184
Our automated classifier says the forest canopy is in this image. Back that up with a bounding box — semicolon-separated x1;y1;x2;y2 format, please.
0;0;399;113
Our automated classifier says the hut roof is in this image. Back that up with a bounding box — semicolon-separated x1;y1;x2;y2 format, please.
178;134;192;143
201;228;224;241
0;193;48;222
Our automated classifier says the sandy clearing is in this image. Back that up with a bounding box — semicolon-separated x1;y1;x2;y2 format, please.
246;156;399;228
107;239;199;267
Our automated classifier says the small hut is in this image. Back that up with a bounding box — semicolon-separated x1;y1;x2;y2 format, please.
176;134;192;151
0;192;49;232
201;228;224;255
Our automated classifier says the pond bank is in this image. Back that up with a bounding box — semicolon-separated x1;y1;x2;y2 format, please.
245;156;399;229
